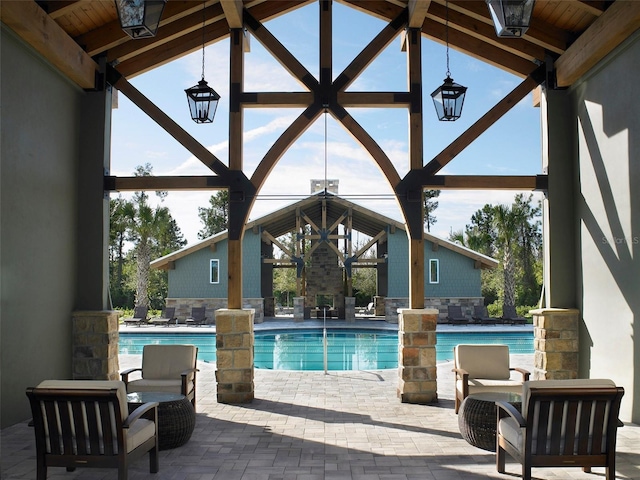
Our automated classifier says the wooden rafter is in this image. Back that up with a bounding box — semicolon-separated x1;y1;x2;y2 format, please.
423;65;546;175
1;1;98;89
555;0;640;87
107;67;230;178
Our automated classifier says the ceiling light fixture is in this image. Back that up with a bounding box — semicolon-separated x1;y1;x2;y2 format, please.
185;1;221;124
431;0;467;121
114;0;167;39
486;0;535;38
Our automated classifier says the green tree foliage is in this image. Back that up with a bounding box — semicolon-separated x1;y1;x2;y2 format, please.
423;189;440;232
449;194;542;309
108;164;186;310
272;232;299;307
351;239;378;306
197;190;229;239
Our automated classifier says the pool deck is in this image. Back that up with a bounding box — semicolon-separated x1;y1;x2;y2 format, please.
3;319;638;479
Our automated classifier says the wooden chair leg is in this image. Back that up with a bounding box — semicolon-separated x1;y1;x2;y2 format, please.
150;445;159;473
496;445;506;473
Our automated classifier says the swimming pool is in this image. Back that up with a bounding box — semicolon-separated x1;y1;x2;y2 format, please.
119;328;534;371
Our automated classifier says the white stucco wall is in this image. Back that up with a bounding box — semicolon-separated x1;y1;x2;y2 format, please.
1;27;83;427
571;32;640;423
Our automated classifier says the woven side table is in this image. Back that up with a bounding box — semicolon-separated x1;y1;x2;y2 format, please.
127;392;195;450
458;392;521;451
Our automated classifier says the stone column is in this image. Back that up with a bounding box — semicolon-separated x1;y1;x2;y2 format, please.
397;308;437;403
345;297;355;322
72;310;120;380
530;308;579;380
215;309;254;403
293;296;305;322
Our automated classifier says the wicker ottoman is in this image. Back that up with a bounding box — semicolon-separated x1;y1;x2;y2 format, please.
127;392;195;450
458;392;521;451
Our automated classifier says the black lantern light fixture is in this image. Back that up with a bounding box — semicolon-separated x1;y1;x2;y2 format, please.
185;1;220;124
431;0;467;121
486;0;535;38
114;0;167;39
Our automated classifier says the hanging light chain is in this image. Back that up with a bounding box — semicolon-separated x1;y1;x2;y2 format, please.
201;0;206;81
445;0;450;77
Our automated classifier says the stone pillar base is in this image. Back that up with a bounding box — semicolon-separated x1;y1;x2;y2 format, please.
72;310;120;380
397;309;438;403
215;309;254;403
530;308;579;380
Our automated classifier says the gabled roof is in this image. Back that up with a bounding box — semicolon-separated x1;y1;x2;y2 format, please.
151;193;498;269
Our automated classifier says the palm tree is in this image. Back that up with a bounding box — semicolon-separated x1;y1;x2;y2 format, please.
493;203;526;309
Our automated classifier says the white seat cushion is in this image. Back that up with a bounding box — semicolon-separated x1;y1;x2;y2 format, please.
126;418;156;452
126;378;183;394
458;379;524;396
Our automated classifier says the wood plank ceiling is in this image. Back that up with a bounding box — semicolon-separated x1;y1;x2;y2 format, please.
10;0;639;90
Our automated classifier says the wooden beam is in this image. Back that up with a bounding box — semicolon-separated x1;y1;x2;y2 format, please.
555;0;640;87
244;9;317;91
409;238;424;309
251;105;321;189
106;176;228;191
337;91;411;107
229;28;244;171
333;9;407;91
331;105;402;187
421;175;545;190
105;4;226;65
108;69;231;177
242;92;314;107
227;239;242;308
424;66;545;175
220;0;244;28
1;1;98;89
407;27;423;170
408;0;430;28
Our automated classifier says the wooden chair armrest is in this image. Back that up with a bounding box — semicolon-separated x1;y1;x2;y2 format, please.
180;367;199;377
120;367;142;385
510;367;530;380
452;367;469;379
123;402;158;429
496;401;526;427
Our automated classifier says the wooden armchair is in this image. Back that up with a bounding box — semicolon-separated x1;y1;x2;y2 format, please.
25;380;158;480
121;344;198;409
453;344;530;413
496;379;625;480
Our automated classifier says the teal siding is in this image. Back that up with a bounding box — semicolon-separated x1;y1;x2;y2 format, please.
168;231;262;298
424;240;481;297
387;229;408;297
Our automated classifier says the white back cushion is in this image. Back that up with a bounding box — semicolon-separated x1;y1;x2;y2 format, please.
37;379;128;421
455;344;511;379
142;344;196;379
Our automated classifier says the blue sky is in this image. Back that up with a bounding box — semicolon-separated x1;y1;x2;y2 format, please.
110;2;543;245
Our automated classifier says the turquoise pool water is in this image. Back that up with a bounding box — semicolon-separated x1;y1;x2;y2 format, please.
119;329;534;371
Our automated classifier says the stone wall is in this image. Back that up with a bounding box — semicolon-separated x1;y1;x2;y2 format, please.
165;298;264;324
305;242;344;310
384;297;485;323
